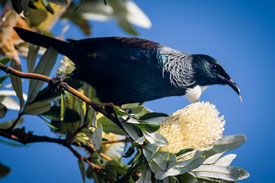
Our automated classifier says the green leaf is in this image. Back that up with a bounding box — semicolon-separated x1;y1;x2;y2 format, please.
0;162;10;178
113;105;131;116
41;106;80;122
60;93;66;121
126;105;151;117
134;122;160;133
121;122;141;140
149;160;180;180
168;177;180;183
214;135;246;153
38;115;60;131
123;145;135;158
31;78;82;103
92;125;102;151
0;138;24;147
214;154;237;166
97;115;125;135
175;148;194;156
10;59;24;109
143;144;159;161
27;44;40;73
105;160;128;175
23;101;51;115
48;0;68;6
203;153;224;165
0;103;7;118
42;0;54;14
192;165;250;181
142;130;168;146
0;96;20;110
140;112;168;121
136;164;151;183
177;173;198;183
0;57;10;65
27;47;58;103
0;117;24;129
78;159;86;183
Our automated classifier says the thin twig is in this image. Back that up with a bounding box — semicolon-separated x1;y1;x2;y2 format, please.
66;144;102;170
0;128;109;167
0;63;121;128
102;138;131;144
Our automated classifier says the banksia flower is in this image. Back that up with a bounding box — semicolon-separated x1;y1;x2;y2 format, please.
158;102;225;153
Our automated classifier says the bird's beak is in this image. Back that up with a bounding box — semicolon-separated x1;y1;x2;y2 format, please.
218;75;242;102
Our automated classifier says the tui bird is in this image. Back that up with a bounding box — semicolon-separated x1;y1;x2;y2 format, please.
14;27;241;105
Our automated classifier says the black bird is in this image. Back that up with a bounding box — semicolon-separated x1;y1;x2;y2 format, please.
14;27;241;105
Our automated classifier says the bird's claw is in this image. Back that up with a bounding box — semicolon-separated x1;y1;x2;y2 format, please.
49;74;67;92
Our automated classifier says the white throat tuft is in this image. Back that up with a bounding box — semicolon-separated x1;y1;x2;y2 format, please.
185;85;208;103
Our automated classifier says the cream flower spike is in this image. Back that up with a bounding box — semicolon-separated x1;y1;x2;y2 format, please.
158;102;225;153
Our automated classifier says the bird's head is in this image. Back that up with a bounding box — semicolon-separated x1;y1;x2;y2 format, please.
192;54;242;101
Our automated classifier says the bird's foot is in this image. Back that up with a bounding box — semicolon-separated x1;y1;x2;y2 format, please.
49;73;70;92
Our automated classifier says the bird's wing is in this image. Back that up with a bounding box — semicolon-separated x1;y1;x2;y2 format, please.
68;37;161;65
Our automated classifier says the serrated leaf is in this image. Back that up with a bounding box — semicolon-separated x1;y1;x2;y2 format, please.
214;154;237;166
136;164;151;183
10;59;24;109
98;115;125;135
143;130;168;146
41;106;80;122
0;162;10;178
27;47;58;103
0;103;7;118
192;165;250;181
23;101;51;115
214;135;246;153
27;44;39;73
203;153;224;165
92;125;102;151
78;159;86;183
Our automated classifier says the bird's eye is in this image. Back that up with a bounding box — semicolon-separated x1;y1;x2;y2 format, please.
211;64;218;70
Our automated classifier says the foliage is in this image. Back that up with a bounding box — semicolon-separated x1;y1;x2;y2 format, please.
0;1;249;182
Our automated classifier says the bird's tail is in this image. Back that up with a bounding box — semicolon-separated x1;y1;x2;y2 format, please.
14;27;72;57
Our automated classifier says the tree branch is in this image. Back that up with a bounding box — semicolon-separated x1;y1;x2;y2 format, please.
0;63;121;128
0;128;105;170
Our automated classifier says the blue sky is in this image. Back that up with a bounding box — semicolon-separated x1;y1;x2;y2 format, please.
1;0;275;182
